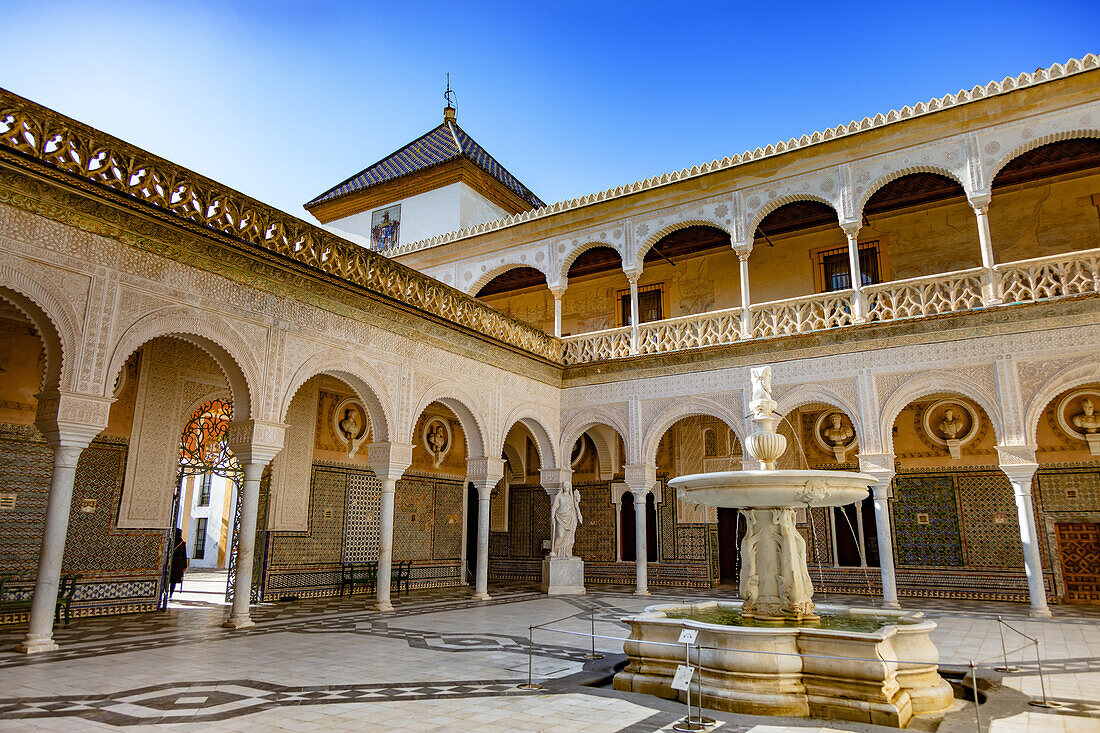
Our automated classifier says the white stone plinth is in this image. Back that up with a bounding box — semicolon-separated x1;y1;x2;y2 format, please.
541;557;586;595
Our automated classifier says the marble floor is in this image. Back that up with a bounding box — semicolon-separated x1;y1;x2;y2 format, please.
0;583;1097;732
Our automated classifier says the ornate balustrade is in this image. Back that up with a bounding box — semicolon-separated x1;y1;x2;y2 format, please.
0;87;561;362
997;248;1100;304
864;268;986;322
562;326;633;364
752;290;853;339
637;307;745;355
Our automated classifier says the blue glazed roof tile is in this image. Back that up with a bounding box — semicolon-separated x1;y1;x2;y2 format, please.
307;119;543;209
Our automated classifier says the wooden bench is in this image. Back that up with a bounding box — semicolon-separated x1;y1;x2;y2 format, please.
0;574;79;624
339;562;377;596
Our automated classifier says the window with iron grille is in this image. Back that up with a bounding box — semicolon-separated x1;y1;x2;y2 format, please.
814;241;882;292
198;472;212;507
617;283;663;326
193;518;207;560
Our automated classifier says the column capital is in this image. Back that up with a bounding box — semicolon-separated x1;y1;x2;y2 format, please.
623;463;656;493
467;456;506;489
623;267;642;285
34;390;112;449
539;467;572;495
733;243;753;261
840;221;861;238
997;444;1039;486
968;191;992;213
858;452;896;480
367;442;414;482
549;282;567;298
227;419;286;465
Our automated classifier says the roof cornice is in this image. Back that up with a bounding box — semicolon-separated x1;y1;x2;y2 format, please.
387;53;1099;257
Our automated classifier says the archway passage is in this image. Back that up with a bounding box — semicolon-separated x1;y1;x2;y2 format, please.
558;246;628;335
717;508;747;584
749;200;845;303
475;266;547;298
639;225;738;321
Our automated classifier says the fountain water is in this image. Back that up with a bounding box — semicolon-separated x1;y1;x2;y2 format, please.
613;366;954;728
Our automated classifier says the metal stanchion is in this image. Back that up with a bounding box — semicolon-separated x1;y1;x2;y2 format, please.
693;642;716;728
672;635;705;733
582;606;603;660
969;661;982;732
1028;639;1063;709
994;617;1017;672
517;625;543;691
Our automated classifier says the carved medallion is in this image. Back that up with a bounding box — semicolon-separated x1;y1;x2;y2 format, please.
922;399;979;460
813;411;858;464
422;417;452;468
332;397;369;459
1055;388;1100;456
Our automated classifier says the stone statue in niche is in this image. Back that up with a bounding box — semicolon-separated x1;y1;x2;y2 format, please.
334;400;368;459
818;412;856;463
938;409;963;440
1071;397;1100;456
423;418;450;468
550;485;583;558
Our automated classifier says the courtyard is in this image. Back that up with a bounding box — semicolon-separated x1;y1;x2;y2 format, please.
0;583;1096;732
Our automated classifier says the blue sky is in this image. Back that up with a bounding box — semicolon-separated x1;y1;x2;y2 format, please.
2;1;1096;219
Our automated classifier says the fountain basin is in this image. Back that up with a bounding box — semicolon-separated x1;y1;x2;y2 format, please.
613;600;954;728
668;469;875;509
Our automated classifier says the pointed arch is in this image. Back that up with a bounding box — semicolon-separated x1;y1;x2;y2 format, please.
641;397;744;467
278;351;394;443
409;382;488;458
1022;357;1100;445
104;306;259;420
468;261;550;297
560;409;629;467
0;262;81;392
633;219;731;272
559;240;624;282
989;128;1100;183
878;371;1003;452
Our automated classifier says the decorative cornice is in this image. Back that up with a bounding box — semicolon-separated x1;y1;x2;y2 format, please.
0;87;560;363
389;54;1099;256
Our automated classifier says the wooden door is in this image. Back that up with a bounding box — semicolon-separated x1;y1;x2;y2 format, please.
1056;522;1100;605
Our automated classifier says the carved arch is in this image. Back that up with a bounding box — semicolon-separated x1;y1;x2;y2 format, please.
558;240;625;283
854;165;969;220
585;425;619;480
989;128;1100;183
1022;358;1100;445
104;306;260;420
501;440;525;479
500;404;559;470
632;219;731;272
641;397;744;467
409;382;489;459
0;263;81;392
560;409;629;467
467;261;551;297
776;385;866;447
278;351;394;443
878;371;1003;452
746;193;841;242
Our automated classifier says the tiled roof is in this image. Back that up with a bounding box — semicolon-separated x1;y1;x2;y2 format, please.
307;118;544;209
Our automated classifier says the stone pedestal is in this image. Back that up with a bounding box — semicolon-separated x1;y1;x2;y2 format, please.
541;556;586;595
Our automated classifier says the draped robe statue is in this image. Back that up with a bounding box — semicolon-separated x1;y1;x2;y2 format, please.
550;486;583;557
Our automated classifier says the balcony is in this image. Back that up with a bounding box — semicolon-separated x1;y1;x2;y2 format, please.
561;247;1100;365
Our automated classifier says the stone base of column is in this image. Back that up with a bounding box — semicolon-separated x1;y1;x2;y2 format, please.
883;600;902;610
14;635;58;654
1029;608;1052;618
541;557;586;595
222;614;255;630
374;601;394;612
471;592;491;601
633;590;650;596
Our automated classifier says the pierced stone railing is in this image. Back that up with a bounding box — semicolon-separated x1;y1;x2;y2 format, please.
996;248;1100;304
0;87;561;363
637;307;745;354
864;268;986;321
562;325;633;364
752;290;853;338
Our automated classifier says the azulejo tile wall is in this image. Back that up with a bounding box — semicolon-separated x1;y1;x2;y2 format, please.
892;474;964;566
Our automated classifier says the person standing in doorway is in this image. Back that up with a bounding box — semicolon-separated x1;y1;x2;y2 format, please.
169;528;188;597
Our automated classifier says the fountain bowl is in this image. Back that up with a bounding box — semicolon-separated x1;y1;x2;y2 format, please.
668;469;875;509
613;599;954;728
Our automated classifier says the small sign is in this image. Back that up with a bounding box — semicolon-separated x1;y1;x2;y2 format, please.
671;664;694;691
677;628;699;645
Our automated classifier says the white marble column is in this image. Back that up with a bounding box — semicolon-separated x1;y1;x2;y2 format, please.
871;483;901;609
841;224;867;322
224;460;267;629
630;488;650;595
224;420;285;630
16;436;95;653
970;194;1002;305
550;285;565;338
1001;461;1051;617
736;247;752;338
368;443;413;612
626;271;641;353
467;457;505;602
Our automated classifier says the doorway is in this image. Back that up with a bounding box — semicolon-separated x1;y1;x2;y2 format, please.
465;483;478;583
717;508;746;584
1057;522;1100;605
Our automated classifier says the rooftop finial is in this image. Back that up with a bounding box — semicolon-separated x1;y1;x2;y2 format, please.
443;73;457;121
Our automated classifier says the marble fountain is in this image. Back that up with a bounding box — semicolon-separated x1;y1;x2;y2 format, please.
613;366;954;728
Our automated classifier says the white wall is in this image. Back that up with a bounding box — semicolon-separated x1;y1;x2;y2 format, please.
327;182;508;249
182;474;233;569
